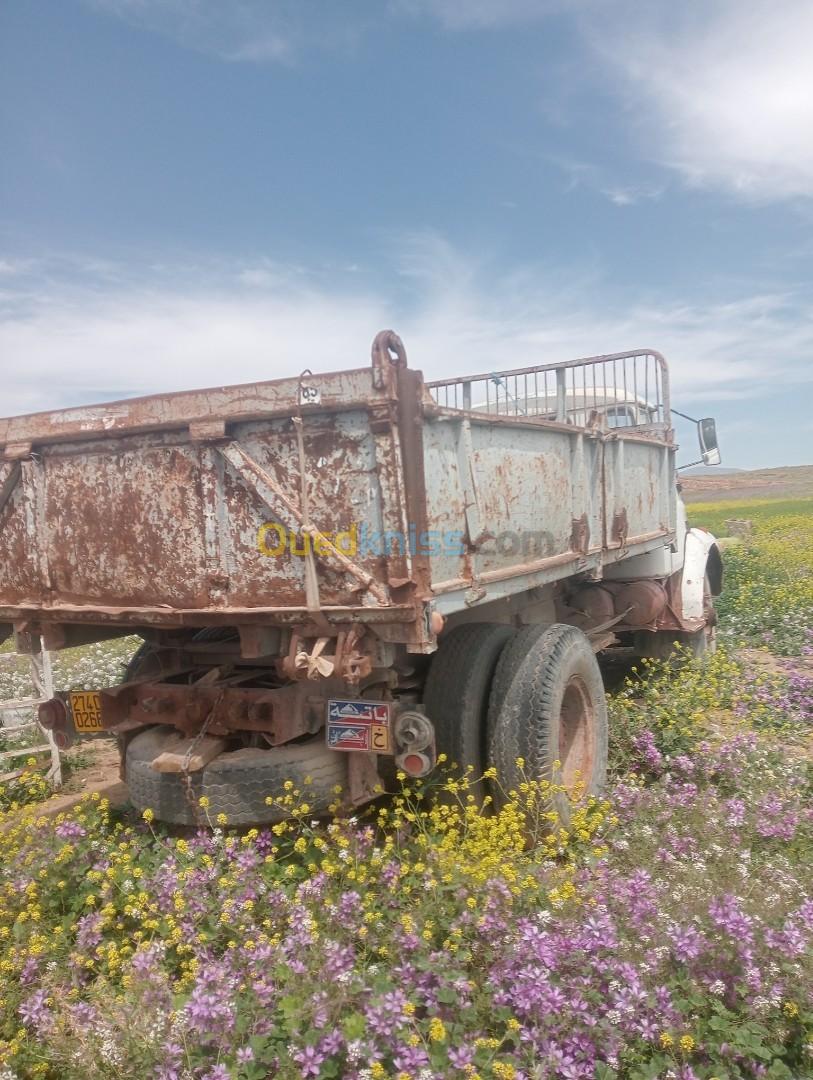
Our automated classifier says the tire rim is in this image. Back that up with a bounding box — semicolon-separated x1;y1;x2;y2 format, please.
558;675;595;794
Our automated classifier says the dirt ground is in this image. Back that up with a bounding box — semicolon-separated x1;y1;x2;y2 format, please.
34;740;128;819
681;464;813;502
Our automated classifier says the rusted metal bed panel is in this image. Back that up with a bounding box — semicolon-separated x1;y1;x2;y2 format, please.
0;368;394;448
0;334;679;650
0;418;400;613
0;603;419;627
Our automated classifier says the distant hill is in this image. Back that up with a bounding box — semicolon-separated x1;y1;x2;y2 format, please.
681;466;744;477
681;464;813;503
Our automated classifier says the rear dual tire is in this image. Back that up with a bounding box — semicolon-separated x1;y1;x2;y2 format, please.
424;622;608;819
487;624;608;821
423;623;515;801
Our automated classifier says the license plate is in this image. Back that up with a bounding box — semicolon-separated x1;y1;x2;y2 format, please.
326;699;391;753
69;691;104;733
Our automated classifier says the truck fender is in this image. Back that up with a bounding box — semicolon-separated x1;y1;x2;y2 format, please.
679;528;723;622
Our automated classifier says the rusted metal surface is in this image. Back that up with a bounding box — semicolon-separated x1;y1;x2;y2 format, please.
0;461;21;519
568;584;616;628
559;578;672;635
0;369;392;446
0;604;417;628
218;439;389;605
371;329;408;391
99;678;336;744
0;331;683;648
611;508;629;547
570;514;591;556
611;580;668;626
346;751;383;806
279;628;372;684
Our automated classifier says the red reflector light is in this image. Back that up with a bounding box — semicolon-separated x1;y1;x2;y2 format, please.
53;728;74;751
402;753;428;776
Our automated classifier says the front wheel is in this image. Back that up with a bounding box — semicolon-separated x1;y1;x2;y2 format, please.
486;623;608;823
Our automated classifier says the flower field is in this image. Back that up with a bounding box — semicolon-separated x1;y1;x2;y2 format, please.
0;499;811;1080
687;498;813;659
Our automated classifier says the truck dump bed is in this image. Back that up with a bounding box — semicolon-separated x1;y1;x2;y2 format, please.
0;332;676;653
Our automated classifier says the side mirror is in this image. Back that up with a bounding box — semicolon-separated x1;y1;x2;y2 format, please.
698;418;721;466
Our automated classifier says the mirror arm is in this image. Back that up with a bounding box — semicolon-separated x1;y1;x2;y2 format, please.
670;409;721;468
677;458;706;471
671;408;700;423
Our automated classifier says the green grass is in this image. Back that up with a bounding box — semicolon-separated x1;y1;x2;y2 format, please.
686;496;813;537
686;497;813;656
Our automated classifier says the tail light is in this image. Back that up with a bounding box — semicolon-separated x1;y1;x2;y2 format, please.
393;709;436;777
52;727;74;751
398;751;433;777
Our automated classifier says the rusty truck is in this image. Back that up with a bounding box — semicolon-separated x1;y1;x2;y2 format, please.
0;331;722;823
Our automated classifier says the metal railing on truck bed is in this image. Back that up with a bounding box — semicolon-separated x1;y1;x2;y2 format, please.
421;348;677;616
426;349;670;432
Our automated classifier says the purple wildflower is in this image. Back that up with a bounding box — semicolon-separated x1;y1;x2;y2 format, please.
201;1067;231;1080
292;1045;325;1078
19;989;53;1034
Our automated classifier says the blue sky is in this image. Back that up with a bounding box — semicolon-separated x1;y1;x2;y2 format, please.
1;0;812;468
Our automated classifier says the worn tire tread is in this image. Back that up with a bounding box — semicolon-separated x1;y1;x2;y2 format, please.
487;624;608;817
423;623;515;783
126;729;345;826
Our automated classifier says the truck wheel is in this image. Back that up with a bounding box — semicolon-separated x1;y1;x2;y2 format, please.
487;624;608;822
423;623;515;794
126;727;346;827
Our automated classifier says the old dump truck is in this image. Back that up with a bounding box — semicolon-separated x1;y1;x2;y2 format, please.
0;331;722;823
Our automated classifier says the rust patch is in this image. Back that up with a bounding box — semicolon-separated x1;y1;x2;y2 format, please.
371;330;407;391
570;513;590;555
0;462;21;520
611;507;629;546
100;679;337;744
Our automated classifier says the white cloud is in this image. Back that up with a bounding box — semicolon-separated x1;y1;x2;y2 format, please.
578;1;813;200
83;1;813;202
0;281;388;417
601;184;664;207
547;154;667;205
410;1;813;202
0;244;810;423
